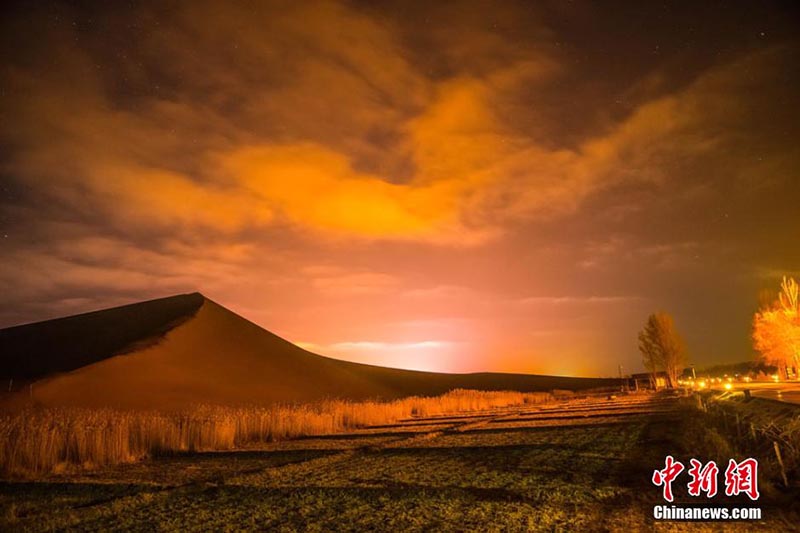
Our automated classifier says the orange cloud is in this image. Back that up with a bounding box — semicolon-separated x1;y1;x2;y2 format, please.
218;144;476;243
1;1;787;248
2;0;797;376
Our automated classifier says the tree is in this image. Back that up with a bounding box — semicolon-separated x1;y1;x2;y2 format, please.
639;323;660;389
753;277;800;379
638;312;688;389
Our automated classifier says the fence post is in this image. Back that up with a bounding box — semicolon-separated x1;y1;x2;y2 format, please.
773;441;789;488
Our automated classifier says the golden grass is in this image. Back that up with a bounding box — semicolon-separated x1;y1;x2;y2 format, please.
0;389;551;477
700;392;800;485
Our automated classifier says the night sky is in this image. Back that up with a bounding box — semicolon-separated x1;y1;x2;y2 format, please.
1;1;798;376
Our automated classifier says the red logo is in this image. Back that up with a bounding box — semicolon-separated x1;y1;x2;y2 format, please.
652;456;759;501
724;458;760;500
687;459;719;498
652;455;685;502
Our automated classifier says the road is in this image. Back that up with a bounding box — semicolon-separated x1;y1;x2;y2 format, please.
710;380;800;405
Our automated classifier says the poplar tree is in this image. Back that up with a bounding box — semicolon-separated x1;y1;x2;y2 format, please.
639;312;687;389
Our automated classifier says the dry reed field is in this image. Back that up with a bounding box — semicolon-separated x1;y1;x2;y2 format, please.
0;389;551;477
5;392;799;531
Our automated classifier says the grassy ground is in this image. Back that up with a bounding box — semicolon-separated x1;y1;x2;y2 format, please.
1;393;798;532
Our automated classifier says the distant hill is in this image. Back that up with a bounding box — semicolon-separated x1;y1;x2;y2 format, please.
0;293;617;409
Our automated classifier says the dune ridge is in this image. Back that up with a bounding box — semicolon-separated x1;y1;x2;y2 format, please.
1;294;616;409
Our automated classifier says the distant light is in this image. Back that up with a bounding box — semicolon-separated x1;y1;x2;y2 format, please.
772;374;780;382
726;377;733;383
698;380;707;389
743;376;751;383
724;383;733;391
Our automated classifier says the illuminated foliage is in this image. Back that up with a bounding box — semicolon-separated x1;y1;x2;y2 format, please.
753;277;800;378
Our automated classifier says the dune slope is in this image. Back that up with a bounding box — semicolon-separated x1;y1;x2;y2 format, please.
1;294;616;409
0;293;204;381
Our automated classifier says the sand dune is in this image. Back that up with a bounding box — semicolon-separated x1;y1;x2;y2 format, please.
0;294;616;409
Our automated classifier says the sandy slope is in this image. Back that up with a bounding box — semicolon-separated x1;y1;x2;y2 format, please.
3;294;616;409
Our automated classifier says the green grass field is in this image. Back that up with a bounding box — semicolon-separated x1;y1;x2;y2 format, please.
2;394;798;532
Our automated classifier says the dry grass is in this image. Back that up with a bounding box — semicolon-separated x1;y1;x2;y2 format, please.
696;391;800;488
0;389;551;477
